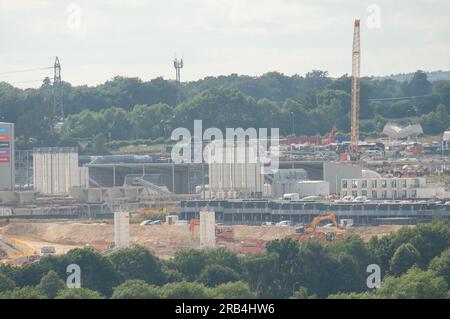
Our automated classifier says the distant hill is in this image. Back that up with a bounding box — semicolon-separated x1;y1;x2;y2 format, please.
373;71;450;82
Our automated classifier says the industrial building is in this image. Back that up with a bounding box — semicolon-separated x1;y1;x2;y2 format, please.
340;177;445;200
179;199;450;226
323;162;362;194
206;140;264;199
0;122;15;191
383;123;424;141
270;169;308;197
296;180;330;198
33;147;84;194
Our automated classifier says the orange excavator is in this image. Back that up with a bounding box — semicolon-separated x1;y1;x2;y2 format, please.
297;213;344;242
189;219;234;241
304;213;340;233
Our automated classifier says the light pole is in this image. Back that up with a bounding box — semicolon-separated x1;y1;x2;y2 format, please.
290;112;295;136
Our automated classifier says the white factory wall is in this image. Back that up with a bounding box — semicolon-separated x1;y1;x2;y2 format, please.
33;148;80;194
272;181;301;198
78;167;89;188
207;141;263;198
324;162;362;194
0;122;15;191
297;181;330;198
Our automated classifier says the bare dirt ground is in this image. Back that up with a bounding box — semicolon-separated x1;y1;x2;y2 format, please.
0;220;405;260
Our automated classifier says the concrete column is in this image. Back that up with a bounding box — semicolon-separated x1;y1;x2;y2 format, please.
200;210;215;249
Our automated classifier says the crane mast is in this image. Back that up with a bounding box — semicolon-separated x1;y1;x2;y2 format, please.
350;19;361;160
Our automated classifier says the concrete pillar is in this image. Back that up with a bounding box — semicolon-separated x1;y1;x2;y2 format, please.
114;211;130;249
172;164;175;193
200;210;215;249
113;165;116;186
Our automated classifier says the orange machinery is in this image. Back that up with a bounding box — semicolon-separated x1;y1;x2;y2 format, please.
298;213;344;242
189;219;234;241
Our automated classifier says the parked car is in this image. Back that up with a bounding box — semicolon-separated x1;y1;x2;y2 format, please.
276;220;292;227
343;195;354;202
140;219;162;226
353;196;369;203
262;221;275;226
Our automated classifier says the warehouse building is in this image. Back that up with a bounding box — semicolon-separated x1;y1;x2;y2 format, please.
33;147;84;194
340;177;445;200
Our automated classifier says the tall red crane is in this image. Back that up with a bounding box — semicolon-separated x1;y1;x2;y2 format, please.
350;19;361;160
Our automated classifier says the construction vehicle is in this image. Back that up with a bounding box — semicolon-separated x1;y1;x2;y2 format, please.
215;225;234;241
0;237;38;265
235;240;265;254
189;219;234;241
297;213;345;242
303;213;340;234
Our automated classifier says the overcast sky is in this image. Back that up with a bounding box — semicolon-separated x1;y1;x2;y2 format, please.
0;0;449;88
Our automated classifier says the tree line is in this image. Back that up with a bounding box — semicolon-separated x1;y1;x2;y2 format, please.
1;221;450;299
0;70;449;151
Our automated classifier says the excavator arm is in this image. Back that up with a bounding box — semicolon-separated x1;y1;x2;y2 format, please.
305;213;338;233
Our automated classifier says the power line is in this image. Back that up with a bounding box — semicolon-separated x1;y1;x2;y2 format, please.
368;94;430;102
6;79;46;85
0;66;52;76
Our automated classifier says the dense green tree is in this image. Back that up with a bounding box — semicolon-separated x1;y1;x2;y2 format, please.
376;267;448;299
161;266;184;283
173;87;258;133
205;248;241;273
109;246;164;285
298;240;340;298
128;103;172;139
55;288;104;299
112;280;160;299
240;252;278;298
1;70;449;148
290;286;317;299
390;243;421;276
63;248;119;297
0;286;47;299
420;104;450;134
199;264;239;287
429;248;450;286
0;273;15;293
90;133;109;155
212;281;256;299
264;238;303;298
172;249;209;281
327;236;374;293
405;70;432;97
160;281;212;299
37;270;65;298
327;291;374;299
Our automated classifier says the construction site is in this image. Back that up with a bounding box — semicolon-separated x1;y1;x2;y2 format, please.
0;218;404;263
0;19;449;267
